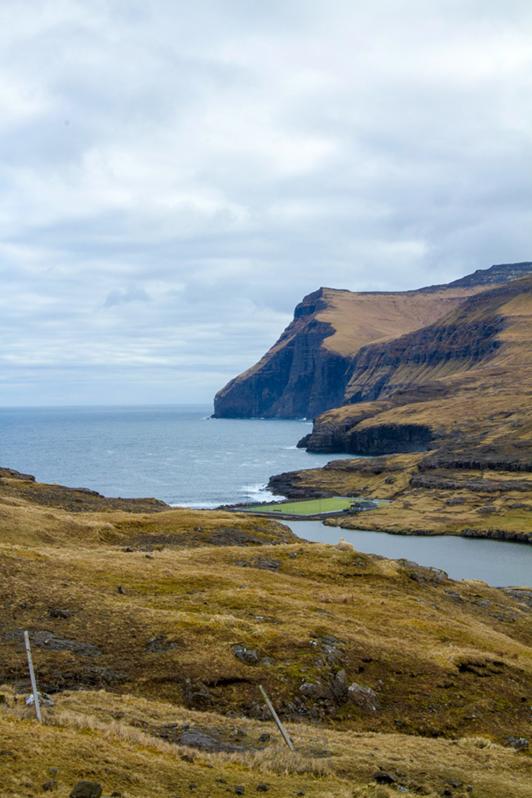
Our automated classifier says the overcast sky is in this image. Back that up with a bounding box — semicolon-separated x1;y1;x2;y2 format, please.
2;0;532;406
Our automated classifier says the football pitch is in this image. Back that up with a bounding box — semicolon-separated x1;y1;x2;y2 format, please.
245;497;354;516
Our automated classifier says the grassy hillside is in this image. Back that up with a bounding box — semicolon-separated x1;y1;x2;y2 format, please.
1;471;531;796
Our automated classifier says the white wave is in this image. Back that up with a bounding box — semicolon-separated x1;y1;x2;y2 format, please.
241;483;283;503
170;501;222;509
282;445;298;450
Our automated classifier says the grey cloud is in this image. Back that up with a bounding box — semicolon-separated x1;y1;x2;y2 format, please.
104;286;151;308
1;0;531;404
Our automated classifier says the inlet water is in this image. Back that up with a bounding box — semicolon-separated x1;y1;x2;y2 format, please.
285;520;532;587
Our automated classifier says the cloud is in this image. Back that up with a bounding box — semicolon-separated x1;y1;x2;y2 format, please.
1;0;532;404
104;286;151;308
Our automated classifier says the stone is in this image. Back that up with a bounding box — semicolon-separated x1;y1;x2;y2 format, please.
505;736;528;751
42;781;57;792
182;678;212;709
256;785;270;793
348;682;380;712
48;607;72;619
5;629;100;657
69;782;103;798
232;644;260;665
180;727;245;753
299;681;328;699
330;669;349;703
235;787;245;795
250;558;280;571
373;771;396;784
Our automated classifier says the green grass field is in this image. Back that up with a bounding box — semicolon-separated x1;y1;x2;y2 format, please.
246;497;353;515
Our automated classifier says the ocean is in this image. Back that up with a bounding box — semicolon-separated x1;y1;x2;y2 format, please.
0;404;343;507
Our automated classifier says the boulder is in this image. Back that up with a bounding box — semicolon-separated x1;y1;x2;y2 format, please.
348;682;380;712
69;783;103;798
232;644;260;665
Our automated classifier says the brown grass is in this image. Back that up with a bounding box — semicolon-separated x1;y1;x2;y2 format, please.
1;475;530;797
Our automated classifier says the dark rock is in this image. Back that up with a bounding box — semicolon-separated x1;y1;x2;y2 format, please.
505;736;528;750
235;787;245;795
48;608;72;619
256;785;270;793
183;679;212;709
400;561;448;584
478;505;496;515
500;588;532;608
232;644;260;665
180;728;244;753
42;781;57;791
299;682;328;699
158;723;250;753
330;669;349;703
258;733;271;743
457;657;505;676
4;629;100;656
69;782;103;798
373;771;396;784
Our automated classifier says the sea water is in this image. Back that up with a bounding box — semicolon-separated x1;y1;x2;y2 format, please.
0;404;342;507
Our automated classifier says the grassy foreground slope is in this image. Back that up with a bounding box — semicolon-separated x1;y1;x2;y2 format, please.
1;470;531;796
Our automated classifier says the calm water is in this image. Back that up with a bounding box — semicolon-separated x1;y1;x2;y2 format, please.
0;405;342;507
0;405;530;587
286;521;532;587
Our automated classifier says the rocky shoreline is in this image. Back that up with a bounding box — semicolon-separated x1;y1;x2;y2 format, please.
265;453;532;544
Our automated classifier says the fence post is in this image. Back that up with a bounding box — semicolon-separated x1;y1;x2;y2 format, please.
23;631;42;723
258;684;294;751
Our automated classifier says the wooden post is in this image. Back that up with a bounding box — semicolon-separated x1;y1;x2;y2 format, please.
23;631;42;723
258;684;294;751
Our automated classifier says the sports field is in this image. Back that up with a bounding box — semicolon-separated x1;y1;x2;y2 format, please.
246;497;353;515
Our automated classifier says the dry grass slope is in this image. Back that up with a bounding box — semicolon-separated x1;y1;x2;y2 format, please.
1;472;530;797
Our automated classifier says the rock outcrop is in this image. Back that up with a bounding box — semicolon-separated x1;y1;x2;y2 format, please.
300;276;532;463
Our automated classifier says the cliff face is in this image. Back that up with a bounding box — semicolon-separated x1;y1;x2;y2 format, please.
213;289;350;418
214;262;532;419
302;276;532;465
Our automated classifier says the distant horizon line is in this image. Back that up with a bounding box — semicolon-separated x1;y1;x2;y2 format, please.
0;402;215;410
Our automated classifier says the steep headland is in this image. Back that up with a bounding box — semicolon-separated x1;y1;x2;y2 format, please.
1;470;531;797
214;262;532;420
